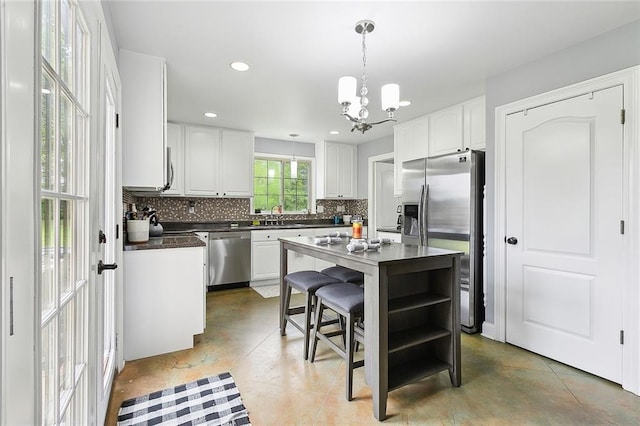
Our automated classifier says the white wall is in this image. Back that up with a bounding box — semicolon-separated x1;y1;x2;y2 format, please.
484;19;640;324
356;134;394;198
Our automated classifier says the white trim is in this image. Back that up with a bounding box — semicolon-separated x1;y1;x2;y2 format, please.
367;152;395;239
480;322;496;340
494;66;640;395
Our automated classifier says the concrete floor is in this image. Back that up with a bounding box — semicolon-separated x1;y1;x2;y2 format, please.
107;287;639;425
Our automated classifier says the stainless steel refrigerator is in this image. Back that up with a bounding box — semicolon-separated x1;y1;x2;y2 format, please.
401;150;485;333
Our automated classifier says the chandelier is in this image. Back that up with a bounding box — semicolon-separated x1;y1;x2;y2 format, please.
338;20;399;134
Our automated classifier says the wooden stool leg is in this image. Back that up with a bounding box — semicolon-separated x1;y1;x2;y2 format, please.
281;282;293;335
346;312;355;401
303;292;313;360
310;299;324;363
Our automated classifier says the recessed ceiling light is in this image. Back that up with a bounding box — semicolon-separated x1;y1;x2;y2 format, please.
203;112;218;118
330;130;339;135
399;100;411;107
230;61;250;72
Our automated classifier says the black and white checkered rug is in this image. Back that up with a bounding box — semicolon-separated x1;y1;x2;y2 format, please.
117;372;251;425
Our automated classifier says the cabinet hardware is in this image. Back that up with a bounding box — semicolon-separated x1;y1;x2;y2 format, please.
620;220;625;235
10;277;14;336
621;109;625;125
620;330;624;345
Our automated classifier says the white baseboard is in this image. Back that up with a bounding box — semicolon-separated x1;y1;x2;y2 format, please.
481;321;496;340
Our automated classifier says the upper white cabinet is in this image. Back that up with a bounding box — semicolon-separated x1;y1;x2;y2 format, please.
393;115;428;196
428;96;486;156
120;49;168;191
463;96;486;151
317;141;357;199
183;125;254;197
428;104;464;157
393;96;485;196
163;122;184;195
220;129;254;197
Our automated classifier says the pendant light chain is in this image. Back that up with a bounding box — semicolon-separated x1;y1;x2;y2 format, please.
359;28;369;120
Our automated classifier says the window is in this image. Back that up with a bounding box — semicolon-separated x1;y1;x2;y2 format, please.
254;157;310;213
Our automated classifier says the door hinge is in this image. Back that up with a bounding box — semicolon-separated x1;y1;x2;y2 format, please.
620;220;625;235
116;113;120;128
620;330;624;345
621;109;625;125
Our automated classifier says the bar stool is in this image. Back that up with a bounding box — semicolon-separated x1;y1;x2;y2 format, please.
281;270;341;360
321;265;364;286
310;282;365;401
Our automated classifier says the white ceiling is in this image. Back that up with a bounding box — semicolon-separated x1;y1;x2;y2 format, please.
106;1;640;145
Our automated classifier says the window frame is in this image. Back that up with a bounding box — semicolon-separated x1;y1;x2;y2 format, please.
252;153;316;215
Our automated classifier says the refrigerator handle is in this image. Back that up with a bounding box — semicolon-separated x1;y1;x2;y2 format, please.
417;185;424;245
422;184;429;246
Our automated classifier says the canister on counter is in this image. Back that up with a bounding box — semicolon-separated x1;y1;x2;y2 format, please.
352;218;363;239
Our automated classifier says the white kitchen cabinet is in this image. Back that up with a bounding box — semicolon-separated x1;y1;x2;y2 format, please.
123;247;204;360
163;122;184;195
377;231;401;243
463;96;486;151
184;125;221;196
428;103;464;157
120;49;168;192
428;96;486;156
250;227;352;283
220;129;254;197
393;116;428;196
183;125;254;197
317;141;357;199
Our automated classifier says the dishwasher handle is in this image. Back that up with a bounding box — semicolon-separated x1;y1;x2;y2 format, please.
208;232;251;240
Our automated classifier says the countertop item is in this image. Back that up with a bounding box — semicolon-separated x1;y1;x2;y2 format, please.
278;236;462;421
124;233;205;251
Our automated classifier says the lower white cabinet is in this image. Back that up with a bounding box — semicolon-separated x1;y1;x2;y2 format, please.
124;247;205;360
251;227;352;282
377;231;401;243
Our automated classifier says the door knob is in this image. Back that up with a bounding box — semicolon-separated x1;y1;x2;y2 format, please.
506;237;518;245
97;260;118;274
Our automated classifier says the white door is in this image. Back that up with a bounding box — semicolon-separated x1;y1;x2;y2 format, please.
94;30;120;423
375;162;398;228
505;86;624;382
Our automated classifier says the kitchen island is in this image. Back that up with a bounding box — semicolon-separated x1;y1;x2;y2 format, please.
278;237;462;421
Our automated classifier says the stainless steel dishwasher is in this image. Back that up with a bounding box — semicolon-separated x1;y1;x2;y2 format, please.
208;231;251;288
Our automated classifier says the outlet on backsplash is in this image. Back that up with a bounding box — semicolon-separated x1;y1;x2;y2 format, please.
336;205;345;212
188;200;196;214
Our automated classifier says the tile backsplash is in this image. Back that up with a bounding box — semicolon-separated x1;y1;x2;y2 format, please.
124;189;368;223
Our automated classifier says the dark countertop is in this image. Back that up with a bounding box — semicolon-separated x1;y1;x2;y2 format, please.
124;220;364;251
124;233;205;251
377;227;401;234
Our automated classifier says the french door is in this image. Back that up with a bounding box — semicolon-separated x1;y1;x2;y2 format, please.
94;27;120;423
39;0;90;423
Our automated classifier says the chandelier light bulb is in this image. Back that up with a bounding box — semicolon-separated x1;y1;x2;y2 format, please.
338;76;357;104
381;84;400;112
